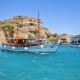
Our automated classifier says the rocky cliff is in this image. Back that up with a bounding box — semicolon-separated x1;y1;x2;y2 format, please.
0;16;54;43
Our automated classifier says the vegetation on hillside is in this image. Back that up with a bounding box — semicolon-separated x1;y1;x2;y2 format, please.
0;16;60;43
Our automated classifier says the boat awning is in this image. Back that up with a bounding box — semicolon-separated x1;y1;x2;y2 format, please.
15;35;24;39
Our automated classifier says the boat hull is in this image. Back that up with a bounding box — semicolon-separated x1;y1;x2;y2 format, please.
0;44;60;53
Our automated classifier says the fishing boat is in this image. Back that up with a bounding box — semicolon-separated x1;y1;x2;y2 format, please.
0;38;60;53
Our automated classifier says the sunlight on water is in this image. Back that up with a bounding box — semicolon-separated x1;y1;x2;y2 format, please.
0;45;80;80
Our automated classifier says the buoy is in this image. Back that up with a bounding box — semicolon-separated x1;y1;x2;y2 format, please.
24;47;28;50
40;45;44;48
12;47;15;49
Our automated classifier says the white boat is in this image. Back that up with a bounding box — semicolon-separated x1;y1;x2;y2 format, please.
70;44;80;48
0;43;60;53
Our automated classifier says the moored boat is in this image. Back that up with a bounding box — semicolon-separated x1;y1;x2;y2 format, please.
0;38;60;53
1;43;60;53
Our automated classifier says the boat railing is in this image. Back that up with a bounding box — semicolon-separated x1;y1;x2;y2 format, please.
2;43;16;47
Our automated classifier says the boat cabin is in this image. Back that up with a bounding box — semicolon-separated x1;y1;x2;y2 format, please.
7;38;45;47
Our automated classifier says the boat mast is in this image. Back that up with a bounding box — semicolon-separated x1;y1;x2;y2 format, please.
16;23;18;36
38;11;40;29
16;19;22;36
37;11;40;38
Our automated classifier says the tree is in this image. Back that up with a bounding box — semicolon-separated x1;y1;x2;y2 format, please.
29;23;37;26
4;24;15;38
28;34;33;38
53;33;57;37
1;24;15;42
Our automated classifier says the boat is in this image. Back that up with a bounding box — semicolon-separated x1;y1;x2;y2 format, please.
0;38;60;53
69;44;80;48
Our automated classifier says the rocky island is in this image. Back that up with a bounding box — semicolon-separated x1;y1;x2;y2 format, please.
0;16;58;43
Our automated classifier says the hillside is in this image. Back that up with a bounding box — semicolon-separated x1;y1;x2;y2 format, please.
0;16;56;43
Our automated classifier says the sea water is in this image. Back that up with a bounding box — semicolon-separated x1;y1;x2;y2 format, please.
0;45;80;80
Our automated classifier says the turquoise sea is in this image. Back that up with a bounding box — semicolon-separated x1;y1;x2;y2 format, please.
0;45;80;80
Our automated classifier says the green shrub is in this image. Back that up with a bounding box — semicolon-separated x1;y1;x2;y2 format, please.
29;23;37;26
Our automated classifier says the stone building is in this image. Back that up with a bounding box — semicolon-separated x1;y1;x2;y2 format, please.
59;34;71;43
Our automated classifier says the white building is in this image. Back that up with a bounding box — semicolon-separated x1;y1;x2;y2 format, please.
71;34;80;45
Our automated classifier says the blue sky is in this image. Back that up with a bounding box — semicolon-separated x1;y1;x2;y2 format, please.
0;0;80;35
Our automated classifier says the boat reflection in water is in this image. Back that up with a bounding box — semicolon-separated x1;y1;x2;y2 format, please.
0;38;60;53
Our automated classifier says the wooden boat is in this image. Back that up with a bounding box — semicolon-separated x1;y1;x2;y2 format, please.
0;43;60;53
0;37;60;53
0;38;60;53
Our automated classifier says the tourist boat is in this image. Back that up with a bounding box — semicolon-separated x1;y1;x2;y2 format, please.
0;38;60;53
